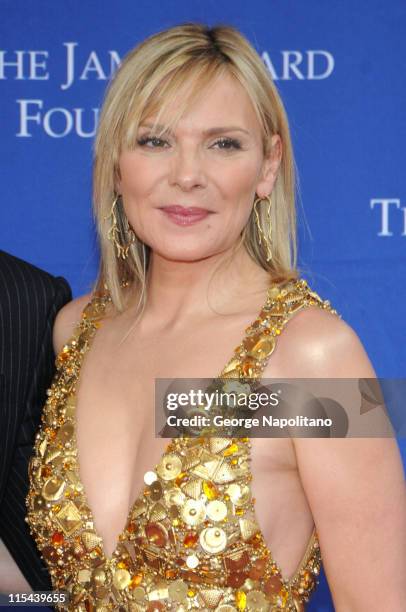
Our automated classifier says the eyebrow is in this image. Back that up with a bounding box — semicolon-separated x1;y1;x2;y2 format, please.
139;123;250;136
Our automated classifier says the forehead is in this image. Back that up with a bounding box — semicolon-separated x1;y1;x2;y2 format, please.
142;71;262;135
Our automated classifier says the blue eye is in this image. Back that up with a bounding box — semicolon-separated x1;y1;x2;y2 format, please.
213;138;242;150
136;135;242;150
136;136;168;148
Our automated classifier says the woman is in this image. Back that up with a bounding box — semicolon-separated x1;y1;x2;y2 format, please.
25;23;406;611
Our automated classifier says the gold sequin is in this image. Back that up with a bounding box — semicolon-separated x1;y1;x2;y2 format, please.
199;527;227;553
227;484;251;507
77;569;91;584
208;438;232;454
54;501;82;536
239;518;260;541
113;568;131;590
195;588;221;608
212;462;236;484
42;477;66;501
43;446;61;465
149;502;167;522
181;477;202;500
92;568;106;584
38;438;48;457
156;454;182;480
245;590;268;610
132;586;146;601
181;500;206;526
131;498;147;518
168;579;188;602
206;500;227;522
221;358;241;376
81;531;102;552
268;286;281;300
56;423;74;445
164;488;185;506
148;584;169;601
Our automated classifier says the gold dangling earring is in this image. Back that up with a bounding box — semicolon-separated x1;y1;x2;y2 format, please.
253;193;273;262
105;194;136;260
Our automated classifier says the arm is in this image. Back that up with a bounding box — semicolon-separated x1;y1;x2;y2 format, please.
0;275;72;593
276;308;406;610
0;539;32;594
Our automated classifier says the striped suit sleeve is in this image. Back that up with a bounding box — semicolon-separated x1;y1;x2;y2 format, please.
0;270;71;591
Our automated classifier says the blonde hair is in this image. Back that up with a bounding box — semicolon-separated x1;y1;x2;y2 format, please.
92;22;299;313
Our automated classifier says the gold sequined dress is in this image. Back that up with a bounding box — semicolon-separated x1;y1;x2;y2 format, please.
26;278;339;611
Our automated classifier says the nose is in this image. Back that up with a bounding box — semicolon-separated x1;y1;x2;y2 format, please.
168;146;207;191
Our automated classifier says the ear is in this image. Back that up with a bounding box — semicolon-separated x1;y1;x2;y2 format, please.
255;134;282;198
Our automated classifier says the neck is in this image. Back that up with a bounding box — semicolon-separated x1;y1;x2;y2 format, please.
138;242;274;324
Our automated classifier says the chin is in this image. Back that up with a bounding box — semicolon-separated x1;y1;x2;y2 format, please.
150;242;222;263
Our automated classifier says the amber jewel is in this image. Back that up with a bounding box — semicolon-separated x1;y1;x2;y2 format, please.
203;480;218;500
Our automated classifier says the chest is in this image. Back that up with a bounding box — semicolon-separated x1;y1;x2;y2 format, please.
74;318;298;512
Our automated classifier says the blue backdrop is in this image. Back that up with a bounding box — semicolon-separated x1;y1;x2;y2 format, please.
1;2;405;610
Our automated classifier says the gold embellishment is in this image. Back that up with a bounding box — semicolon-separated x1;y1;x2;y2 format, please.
156;454;182;480
200;527;227;554
54;501;82;536
42;477;66;501
25;279;338;610
181;500;206;526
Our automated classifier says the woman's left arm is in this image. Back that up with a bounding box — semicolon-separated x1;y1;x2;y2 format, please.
292;314;406;611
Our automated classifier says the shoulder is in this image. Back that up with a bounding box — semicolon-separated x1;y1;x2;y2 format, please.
0;251;72;330
52;292;92;355
0;250;71;304
264;296;377;379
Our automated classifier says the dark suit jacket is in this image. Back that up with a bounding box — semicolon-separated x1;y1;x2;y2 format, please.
0;250;72;591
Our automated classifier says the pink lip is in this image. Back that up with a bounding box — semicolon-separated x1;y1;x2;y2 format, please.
160;205;212;214
159;205;213;226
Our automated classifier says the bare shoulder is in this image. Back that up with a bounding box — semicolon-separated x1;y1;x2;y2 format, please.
52;292;93;355
263;304;406;606
264;303;377;378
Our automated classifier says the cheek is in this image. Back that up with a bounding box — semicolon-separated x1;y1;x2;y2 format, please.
220;153;260;189
119;153;159;196
218;160;259;213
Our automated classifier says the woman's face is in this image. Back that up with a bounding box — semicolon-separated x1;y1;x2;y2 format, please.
117;71;281;262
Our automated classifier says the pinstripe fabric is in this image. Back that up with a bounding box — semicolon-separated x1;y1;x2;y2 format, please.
0;250;72;591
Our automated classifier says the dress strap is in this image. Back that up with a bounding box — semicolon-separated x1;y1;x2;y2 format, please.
220;277;340;381
216;277;340;594
54;290;112;373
